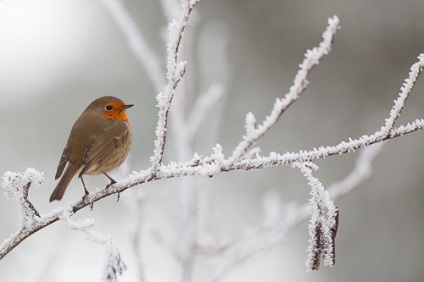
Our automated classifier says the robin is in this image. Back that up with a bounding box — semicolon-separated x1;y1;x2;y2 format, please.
49;96;133;202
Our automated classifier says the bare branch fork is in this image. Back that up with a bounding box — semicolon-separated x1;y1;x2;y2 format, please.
2;1;424;278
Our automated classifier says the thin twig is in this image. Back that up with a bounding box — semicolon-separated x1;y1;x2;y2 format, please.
224;16;340;168
151;0;199;168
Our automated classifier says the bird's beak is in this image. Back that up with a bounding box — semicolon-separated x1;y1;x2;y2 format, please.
121;104;134;110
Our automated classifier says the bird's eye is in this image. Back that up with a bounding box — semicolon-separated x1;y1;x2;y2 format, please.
105;105;113;111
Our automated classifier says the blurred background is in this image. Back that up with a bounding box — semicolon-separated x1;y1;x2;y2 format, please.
1;0;424;281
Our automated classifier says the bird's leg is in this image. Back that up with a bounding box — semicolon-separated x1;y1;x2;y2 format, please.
80;176;89;197
103;172;117;187
103;172;120;202
80;176;94;210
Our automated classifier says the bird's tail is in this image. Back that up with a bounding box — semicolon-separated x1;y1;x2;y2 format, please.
50;163;80;202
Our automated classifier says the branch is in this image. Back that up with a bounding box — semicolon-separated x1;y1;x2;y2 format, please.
151;0;199;168
224;16;340;168
230;117;424;171
293;162;338;271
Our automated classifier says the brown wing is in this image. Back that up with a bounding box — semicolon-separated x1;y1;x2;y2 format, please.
55;147;69;180
78;121;130;177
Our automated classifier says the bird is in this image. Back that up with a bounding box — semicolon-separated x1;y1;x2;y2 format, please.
49;96;133;202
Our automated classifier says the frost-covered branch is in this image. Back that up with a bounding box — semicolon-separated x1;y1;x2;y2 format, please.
293;162;338;271
224;16;340;168
151;0;199;168
229;117;424;171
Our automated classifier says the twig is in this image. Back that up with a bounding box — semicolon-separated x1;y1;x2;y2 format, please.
224;16;340;168
293;162;338;271
151;0;199;168
230;117;424;171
